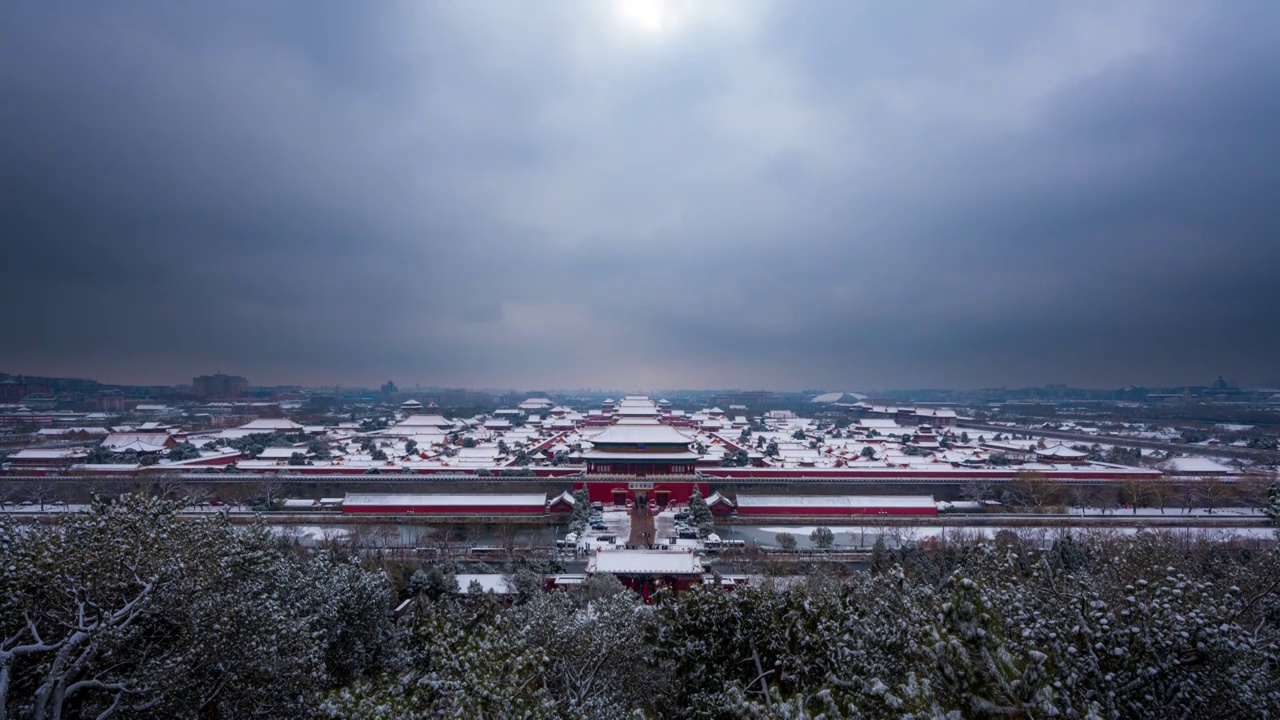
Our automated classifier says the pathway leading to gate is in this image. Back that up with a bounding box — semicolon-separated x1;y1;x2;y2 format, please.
629;504;656;548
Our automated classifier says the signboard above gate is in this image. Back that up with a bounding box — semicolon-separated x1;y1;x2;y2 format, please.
628;481;654;490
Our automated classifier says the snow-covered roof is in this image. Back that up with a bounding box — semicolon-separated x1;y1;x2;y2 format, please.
75;462;143;472
395;414;452;428
10;448;88;460
36;427;108;435
735;495;936;510
102;432;172;450
104;439;170;454
548;490;576;506
582;450;701;461
342;493;547;508
1164;457;1237;474
1034;444;1087;459
588;424;693;446
239;418;304;431
705;491;733;507
588;550;703;575
259;447;307;459
456;574;516;594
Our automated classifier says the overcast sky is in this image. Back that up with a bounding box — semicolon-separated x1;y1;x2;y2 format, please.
2;1;1278;391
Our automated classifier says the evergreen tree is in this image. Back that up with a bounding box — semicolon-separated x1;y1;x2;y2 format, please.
568;489;591;535
688;488;715;537
166;441;201;461
308;437;333;459
870;535;889;572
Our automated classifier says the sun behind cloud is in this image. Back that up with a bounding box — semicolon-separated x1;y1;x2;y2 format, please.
612;0;685;36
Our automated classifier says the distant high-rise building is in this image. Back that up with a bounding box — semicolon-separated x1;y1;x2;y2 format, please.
193;373;248;398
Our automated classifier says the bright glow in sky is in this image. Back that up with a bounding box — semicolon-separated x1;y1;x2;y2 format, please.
615;0;666;33
612;0;691;37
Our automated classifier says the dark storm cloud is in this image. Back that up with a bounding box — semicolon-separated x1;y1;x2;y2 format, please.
1;0;1277;389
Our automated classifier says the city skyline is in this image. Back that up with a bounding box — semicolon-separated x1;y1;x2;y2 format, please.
3;1;1279;389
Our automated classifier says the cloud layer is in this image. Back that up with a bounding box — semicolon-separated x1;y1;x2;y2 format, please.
2;0;1278;390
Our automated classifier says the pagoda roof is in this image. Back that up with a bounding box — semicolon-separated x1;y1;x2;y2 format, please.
588;424;693;446
582;450;700;461
588;550;703;576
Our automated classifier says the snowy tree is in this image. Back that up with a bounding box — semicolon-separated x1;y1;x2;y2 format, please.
1266;479;1280;528
405;566;456;601
300;551;400;685
320;598;556;719
9;497;1280;718
870;535;890;573
575;573;627;604
688;488;715;537
165;441;200;461
513;590;658;717
809;527;835;550
568;488;591;535
0;495;400;719
505;566;543;604
774;532;797;551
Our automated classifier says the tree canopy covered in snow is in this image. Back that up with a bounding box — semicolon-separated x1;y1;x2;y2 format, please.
5;498;1280;718
0;496;395;720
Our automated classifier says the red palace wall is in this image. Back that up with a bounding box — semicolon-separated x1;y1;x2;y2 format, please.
702;468;1158;481
574;480;709;505
616;575;702;596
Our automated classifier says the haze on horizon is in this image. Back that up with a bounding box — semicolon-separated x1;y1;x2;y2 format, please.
2;1;1278;391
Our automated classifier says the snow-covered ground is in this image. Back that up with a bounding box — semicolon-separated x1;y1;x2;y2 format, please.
573;507;630;553
269;524;353;546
